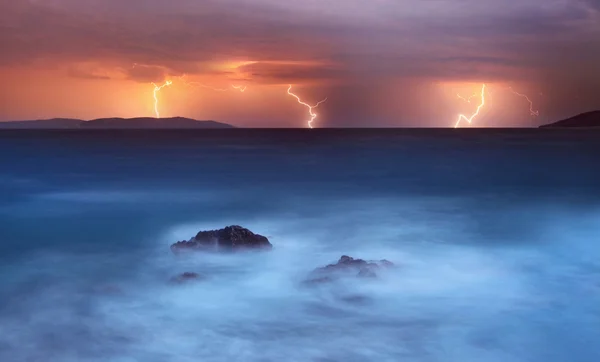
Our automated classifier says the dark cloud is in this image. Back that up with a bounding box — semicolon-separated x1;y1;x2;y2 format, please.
126;64;170;83
2;1;598;77
0;1;336;68
235;62;347;84
67;66;111;80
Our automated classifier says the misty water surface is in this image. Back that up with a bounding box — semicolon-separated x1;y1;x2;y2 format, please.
0;129;599;362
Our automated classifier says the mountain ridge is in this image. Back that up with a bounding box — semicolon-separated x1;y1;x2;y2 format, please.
0;117;235;129
539;111;600;128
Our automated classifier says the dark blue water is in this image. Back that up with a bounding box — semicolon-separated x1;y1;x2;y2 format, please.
1;129;599;361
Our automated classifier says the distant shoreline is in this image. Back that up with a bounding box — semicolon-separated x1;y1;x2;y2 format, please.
539;110;600;128
0;117;235;129
1;110;599;129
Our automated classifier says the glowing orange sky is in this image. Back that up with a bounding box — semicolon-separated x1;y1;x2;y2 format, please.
0;0;599;127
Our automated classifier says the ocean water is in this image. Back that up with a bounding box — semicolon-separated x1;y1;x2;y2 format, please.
0;129;599;362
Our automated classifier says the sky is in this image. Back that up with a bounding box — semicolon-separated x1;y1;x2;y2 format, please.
0;0;599;127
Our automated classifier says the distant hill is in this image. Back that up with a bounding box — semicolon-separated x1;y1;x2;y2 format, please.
0;117;235;129
540;111;600;128
0;118;83;129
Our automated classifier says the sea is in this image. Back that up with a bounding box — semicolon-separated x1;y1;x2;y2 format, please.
0;129;599;362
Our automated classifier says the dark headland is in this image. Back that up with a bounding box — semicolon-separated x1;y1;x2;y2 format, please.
0;117;234;129
539;111;600;128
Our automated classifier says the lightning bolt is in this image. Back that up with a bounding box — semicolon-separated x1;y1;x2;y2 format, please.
231;85;247;92
457;93;478;103
180;79;227;92
176;74;226;92
286;85;327;129
508;87;539;116
454;84;486;128
151;80;172;118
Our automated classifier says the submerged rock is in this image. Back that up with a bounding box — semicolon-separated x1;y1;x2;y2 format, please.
304;255;394;285
301;276;334;286
340;294;372;305
170;225;272;253
170;272;204;284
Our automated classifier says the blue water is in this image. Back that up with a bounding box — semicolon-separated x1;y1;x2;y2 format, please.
0;129;599;362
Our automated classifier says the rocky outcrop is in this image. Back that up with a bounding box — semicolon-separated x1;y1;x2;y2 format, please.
304;255;394;285
171;225;272;253
170;272;204;284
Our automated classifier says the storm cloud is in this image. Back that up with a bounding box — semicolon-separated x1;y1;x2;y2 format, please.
0;0;598;126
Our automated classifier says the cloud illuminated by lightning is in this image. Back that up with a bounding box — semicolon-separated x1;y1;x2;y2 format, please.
151;80;172;118
286;85;327;128
508;87;539;116
454;84;486;128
